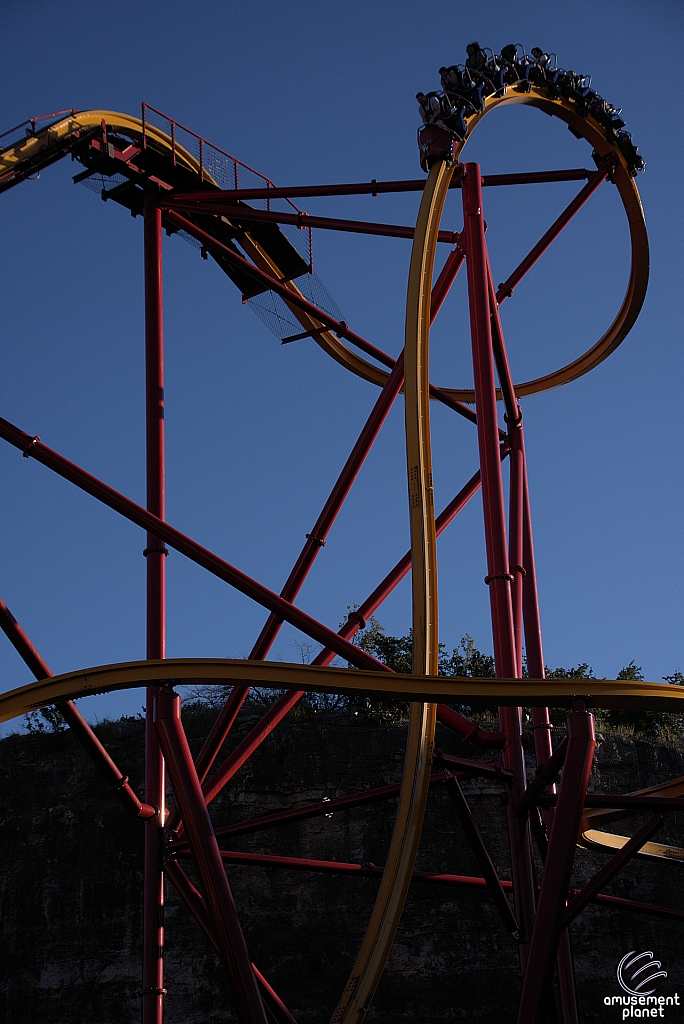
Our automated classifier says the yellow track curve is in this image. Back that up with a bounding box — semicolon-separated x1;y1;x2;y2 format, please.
0;110;358;380
331;158;455;1024
309;88;649;400
0;93;649;400
2;659;683;723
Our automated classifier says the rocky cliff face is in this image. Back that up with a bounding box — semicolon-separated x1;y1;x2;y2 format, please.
1;706;683;1023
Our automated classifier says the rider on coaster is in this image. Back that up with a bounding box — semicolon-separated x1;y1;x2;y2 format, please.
529;47;551;83
465;41;487;76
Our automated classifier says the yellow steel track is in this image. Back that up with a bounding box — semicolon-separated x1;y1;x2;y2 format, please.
0;91;649;399
331;158;455;1024
312;88;649;400
2;659;683;722
0;110;356;378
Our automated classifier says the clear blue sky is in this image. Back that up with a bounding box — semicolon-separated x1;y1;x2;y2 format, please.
0;0;681;731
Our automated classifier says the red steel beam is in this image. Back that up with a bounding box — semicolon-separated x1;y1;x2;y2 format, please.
517;703;596;1024
546;794;684;811
169;168;591;205
434;751;511;781
495;164;611;305
563;815;664;927
507;426;525;681
169;848;684;921
444;772;519;934
163;208;481;429
164;860;298;1024
142;188;167;1024
488;267;520;433
169;773;451;852
516;738;569;817
462;162;537;966
0;416;390;674
197;734;508;818
431;246;465;321
577;891;684;922
0;597;156;820
519;449;578;1023
250;353;407;664
310;463;491;668
462;165;518;682
190;354;408;790
154;690;268;1024
162;199;461;245
307;460;510;750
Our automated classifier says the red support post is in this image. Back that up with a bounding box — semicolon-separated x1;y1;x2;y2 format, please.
153;690;268;1024
507;425;524;679
519;449;579;1024
517;702;596;1024
461;162;537;964
142;187;167;1024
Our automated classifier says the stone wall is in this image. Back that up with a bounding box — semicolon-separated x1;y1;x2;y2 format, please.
0;705;682;1023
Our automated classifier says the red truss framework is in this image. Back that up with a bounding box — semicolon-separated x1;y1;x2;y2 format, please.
1;99;681;1024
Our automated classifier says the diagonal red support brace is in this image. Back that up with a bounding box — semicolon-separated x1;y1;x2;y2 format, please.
563;815;664;927
0;597;157;820
163;208;481;429
495;164;611;306
169;774;450;851
164;860;297;1024
444;771;519;934
0;415;389;675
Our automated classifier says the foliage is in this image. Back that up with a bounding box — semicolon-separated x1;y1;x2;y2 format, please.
541;660;684;735
25;706;67;735
347;616;496;723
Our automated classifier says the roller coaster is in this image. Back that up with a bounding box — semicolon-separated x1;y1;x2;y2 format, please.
0;56;682;1024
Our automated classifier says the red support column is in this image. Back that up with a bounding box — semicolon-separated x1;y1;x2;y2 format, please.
142;187;166;1024
153;690;268;1024
517;702;595;1024
507;423;524;678
521;453;579;1023
461;162;536;965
